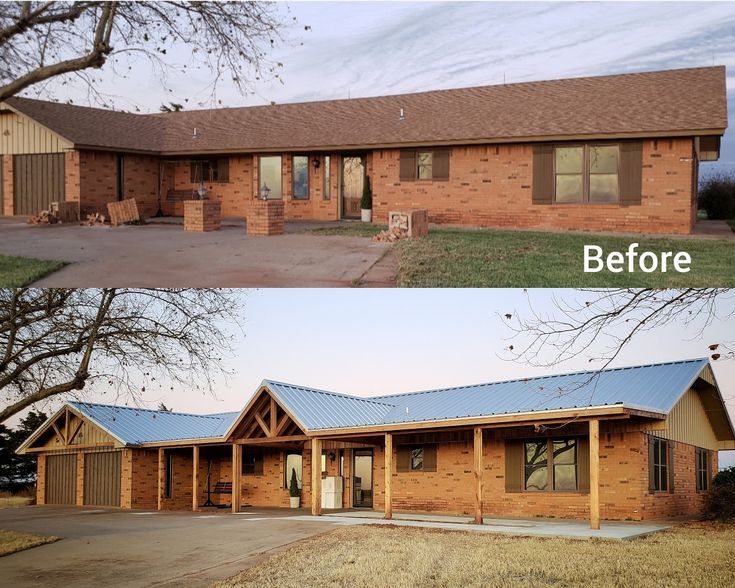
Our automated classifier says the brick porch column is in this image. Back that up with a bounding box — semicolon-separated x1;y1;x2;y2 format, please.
589;419;600;530
192;445;200;512
384;433;392;520
157;448;164;511
474;427;483;524
311;438;322;516
231;443;241;513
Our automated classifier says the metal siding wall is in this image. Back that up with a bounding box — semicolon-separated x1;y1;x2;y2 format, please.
654;388;719;450
0;111;72;154
45;454;77;504
12;153;65;214
84;451;122;507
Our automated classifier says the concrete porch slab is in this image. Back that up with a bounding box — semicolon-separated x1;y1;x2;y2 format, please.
299;511;670;540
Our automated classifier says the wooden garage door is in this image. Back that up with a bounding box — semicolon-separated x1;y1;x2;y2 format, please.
84;451;121;507
45;454;77;505
13;153;65;215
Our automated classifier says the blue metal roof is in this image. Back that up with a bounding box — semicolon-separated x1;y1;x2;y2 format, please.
68;402;239;444
62;358;710;443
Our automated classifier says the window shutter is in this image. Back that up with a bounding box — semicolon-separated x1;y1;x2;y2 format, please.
396;446;410;472
648;437;656;493
399;150;416;182
432;149;450;181
254;455;263;475
619;141;643;205
668;440;675;494
217;158;230;183
423;445;437;472
532;145;554;204
578;436;590;493
190;162;198;183
505;440;523;493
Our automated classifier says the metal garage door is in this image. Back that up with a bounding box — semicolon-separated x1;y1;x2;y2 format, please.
13;153;65;215
45;454;77;505
84;451;121;507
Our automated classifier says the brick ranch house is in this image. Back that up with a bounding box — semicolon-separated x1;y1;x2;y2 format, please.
0;66;727;234
17;358;735;528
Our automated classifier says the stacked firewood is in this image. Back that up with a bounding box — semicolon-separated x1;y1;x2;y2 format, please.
81;213;107;226
26;210;59;225
372;226;408;243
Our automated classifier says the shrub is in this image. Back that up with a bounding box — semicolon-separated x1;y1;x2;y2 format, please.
698;173;735;219
289;468;300;498
361;175;372;210
703;466;735;521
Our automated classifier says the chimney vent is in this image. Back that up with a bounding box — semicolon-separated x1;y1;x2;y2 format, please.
399;108;405;120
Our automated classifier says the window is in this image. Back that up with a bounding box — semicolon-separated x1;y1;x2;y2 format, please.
259;156;282;199
410;447;424;471
651;437;669;492
164;453;173;498
554;144;618;203
321;451;327;473
242;451;263;476
339;449;344;476
323;156;331;200
417;151;433;179
292;155;309;200
190;158;229;183
524;438;578;492
284;452;302;489
696;448;709;492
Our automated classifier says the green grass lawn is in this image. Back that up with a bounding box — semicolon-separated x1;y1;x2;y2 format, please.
308;225;735;287
0;255;65;286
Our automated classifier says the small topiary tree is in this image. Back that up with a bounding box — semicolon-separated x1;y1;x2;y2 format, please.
703;466;735;521
361;175;373;211
698;173;735;220
289;468;300;498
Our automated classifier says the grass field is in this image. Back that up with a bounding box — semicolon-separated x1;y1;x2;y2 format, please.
0;530;57;557
216;523;735;588
0;497;32;509
0;255;64;286
308;225;735;287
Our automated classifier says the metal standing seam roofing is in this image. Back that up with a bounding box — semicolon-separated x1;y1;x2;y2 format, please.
57;358;712;444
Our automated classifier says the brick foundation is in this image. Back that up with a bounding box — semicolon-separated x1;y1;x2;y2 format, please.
184;200;221;232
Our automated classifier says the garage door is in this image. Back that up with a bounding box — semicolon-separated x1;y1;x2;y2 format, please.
45;454;77;505
84;451;121;507
13;153;65;215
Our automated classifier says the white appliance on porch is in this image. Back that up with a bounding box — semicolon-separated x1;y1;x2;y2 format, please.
321;475;343;509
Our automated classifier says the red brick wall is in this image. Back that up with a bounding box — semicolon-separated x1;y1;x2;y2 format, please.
2;154;13;215
371;138;696;234
122;154;160;218
129;449;157;509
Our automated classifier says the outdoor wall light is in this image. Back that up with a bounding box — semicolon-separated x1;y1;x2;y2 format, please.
312;156;320;170
260;183;271;200
328;451;336;462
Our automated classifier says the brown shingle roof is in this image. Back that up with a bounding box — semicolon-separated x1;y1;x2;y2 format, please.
5;66;728;155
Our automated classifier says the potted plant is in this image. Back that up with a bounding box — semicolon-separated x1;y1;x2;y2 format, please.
289;468;300;508
360;175;373;223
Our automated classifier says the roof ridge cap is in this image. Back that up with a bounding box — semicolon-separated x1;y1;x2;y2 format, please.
264;380;396;407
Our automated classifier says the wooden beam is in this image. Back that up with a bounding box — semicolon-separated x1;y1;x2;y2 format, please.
64;409;69;445
474;426;483;524
51;421;65;445
67;418;84;445
275;413;291;436
192;445;200;512
270;397;277;437
157;448;164;511
243;419;261;439
311;438;322;516
26;442;116;453
589;419;600;530
384;433;392;520
231;443;241;513
236;435;309;445
254;412;271;438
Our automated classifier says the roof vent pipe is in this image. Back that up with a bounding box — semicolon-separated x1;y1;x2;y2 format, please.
399;108;405;120
192;127;198;139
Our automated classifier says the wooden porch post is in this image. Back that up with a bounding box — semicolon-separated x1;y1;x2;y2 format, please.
589;419;600;530
474;426;483;524
157;448;164;511
311;438;322;516
192;445;200;512
384;433;393;520
231;443;241;513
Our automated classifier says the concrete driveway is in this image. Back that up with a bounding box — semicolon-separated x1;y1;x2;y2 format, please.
0;218;394;287
0;506;337;587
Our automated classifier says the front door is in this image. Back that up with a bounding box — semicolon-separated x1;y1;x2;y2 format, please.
352;449;373;508
341;155;365;219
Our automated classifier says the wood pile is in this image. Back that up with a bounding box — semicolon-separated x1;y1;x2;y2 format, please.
372;226;408;243
107;198;140;226
26;210;59;225
81;213;107;226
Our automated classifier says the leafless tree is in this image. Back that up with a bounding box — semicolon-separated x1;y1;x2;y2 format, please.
503;288;734;369
0;1;293;106
0;288;245;422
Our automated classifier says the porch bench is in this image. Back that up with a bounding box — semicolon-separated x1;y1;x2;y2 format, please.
202;481;233;508
167;188;200;202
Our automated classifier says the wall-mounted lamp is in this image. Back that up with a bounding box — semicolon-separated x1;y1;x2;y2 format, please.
260;183;271;200
312;156;321;170
328;451;336;462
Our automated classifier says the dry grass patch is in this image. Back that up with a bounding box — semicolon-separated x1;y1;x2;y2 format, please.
215;522;735;588
0;530;58;557
0;496;32;508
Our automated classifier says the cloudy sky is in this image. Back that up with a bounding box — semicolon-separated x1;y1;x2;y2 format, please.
33;1;735;174
22;289;735;468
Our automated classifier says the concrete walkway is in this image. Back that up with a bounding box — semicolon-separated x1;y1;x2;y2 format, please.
310;510;670;540
0;218;394;287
